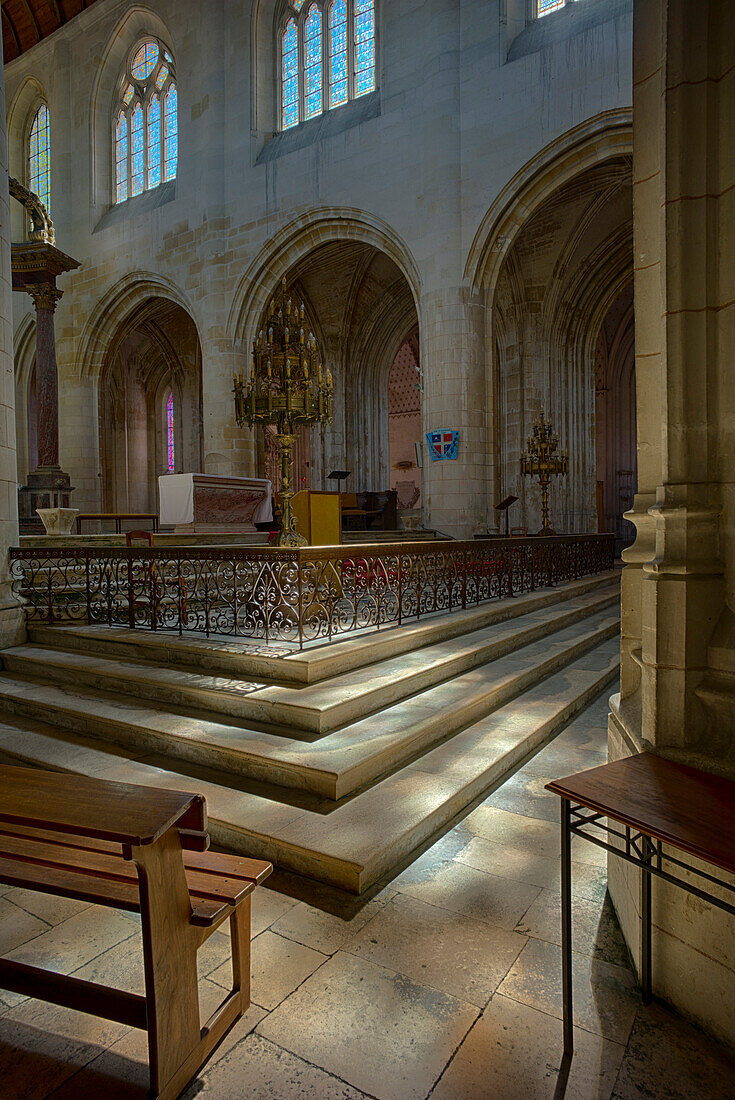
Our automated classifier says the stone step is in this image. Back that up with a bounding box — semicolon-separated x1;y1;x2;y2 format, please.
0;609;619;799
26;571;619;685
8;585;619;733
0;640;619;892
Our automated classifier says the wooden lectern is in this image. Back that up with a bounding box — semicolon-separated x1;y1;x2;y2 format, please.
292;490;342;545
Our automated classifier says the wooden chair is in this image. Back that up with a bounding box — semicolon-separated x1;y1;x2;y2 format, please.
0;764;272;1100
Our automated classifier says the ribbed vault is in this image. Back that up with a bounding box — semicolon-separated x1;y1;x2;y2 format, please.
2;0;101;63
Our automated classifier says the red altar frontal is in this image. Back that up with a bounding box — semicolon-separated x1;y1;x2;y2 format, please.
158;474;272;534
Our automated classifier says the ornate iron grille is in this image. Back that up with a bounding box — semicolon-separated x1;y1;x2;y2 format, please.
9;534;615;649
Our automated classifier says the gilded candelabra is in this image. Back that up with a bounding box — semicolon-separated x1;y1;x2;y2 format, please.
520;409;568;535
234;278;333;545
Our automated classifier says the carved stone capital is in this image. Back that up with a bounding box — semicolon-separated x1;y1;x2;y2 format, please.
27;283;63;312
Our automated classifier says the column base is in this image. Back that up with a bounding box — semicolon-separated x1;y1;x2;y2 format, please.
18;467;74;534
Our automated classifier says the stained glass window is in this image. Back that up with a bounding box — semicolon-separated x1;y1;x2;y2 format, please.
28;104;51;213
114;38;176;204
132;41;158;80
166;392;175;471
304;6;323;119
147;96;161;189
282;20;299;129
115;112;128;203
292;0;305;10
164;85;178;181
538;0;567;14
329;1;348;108
354;0;375;97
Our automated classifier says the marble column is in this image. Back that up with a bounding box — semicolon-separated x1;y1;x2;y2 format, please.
28;283;63;470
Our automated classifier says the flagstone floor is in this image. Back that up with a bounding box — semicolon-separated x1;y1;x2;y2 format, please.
1;690;733;1099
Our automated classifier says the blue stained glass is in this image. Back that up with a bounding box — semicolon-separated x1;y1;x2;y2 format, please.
29;104;51;213
329;0;348;107
131;104;144;195
304;5;323;119
164;85;177;180
147;95;161;189
356;67;374;95
132;41;158;81
354;0;375;97
284;101;298;128
292;0;305;9
115;112;128;203
155;65;168;91
282;20;299;129
538;0;565;12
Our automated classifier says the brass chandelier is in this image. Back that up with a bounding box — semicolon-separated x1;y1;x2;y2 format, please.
234;278;333;545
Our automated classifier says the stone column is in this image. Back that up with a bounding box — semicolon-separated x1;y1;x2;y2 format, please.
0;35;26;647
609;0;735;1047
28;283;63;470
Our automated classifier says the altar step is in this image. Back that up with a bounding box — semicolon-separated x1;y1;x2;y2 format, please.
0;572;620;892
9;581;619;736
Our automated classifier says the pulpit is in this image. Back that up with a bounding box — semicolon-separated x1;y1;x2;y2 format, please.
292;490;341;545
158;474;272;534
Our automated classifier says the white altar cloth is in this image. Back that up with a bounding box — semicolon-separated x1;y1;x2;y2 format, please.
158;474;272;527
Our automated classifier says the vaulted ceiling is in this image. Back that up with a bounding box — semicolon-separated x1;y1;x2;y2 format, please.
2;0;102;63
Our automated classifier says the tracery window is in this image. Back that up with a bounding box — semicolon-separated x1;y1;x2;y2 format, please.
166;391;175;471
279;0;375;131
537;0;579;15
114;38;177;204
28;104;51;213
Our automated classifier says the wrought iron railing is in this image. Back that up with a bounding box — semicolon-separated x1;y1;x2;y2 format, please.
9;535;615;649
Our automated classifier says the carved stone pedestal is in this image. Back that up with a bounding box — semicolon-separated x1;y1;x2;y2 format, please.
18;468;73;534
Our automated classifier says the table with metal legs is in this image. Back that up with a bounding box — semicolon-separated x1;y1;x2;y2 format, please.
547;753;735;1058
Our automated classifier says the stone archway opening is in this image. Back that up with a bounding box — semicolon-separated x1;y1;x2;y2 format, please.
98;296;202;514
254;240;419;503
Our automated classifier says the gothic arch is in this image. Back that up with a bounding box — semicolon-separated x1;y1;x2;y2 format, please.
88;5;175;213
77;272;199;383
227;207;422;353
465;108;633;295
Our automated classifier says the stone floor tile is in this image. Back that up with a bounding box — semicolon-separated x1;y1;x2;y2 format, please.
485;770;562;822
257;951;479;1100
251;886;301;936
186;1033;368;1099
612;1001;735;1100
346;892;526;1007
522;740;608;778
3;889;91;928
516;889;630;968
271;895;390;955
210;929;328;1011
0;1000;128;1100
0;896;50;956
499;937;639;1045
5;908;137;976
455;834;608;902
431;992;625;1100
463;803;561;857
393;857;541;929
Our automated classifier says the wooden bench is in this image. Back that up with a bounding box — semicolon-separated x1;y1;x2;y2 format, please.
76;512;160;534
0;765;272;1100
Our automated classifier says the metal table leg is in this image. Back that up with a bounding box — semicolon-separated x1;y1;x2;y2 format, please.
641;834;652;1004
561;797;574;1055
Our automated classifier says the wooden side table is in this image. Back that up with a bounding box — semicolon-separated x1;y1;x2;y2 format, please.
546;752;735;1056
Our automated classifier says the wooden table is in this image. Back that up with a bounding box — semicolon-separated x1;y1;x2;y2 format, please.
76;512;159;533
546;752;735;1057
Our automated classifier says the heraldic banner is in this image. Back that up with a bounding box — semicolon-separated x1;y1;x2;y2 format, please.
426;429;460;461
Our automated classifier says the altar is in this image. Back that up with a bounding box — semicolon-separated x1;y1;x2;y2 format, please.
158;474;272;534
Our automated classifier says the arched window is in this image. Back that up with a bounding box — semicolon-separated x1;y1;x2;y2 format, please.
279;0;376;131
114;38;176;204
537;0;578;15
166;391;175;471
28;104;51;213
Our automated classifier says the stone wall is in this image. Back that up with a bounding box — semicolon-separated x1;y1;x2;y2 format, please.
4;0;633;537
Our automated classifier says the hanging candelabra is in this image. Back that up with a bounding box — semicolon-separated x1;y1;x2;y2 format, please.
520;408;568;535
233;278;333;546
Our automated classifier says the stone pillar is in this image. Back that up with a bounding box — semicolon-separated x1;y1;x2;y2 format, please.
609;0;735;1046
0;36;26;647
29;284;63;469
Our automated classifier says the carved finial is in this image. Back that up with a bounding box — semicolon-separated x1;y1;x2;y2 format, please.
8;177;55;245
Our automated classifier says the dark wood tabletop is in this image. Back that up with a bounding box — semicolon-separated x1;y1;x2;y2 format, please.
546;752;735;877
0;764;205;846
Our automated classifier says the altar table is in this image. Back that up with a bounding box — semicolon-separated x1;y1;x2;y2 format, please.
158;474;272;533
546;752;735;1057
